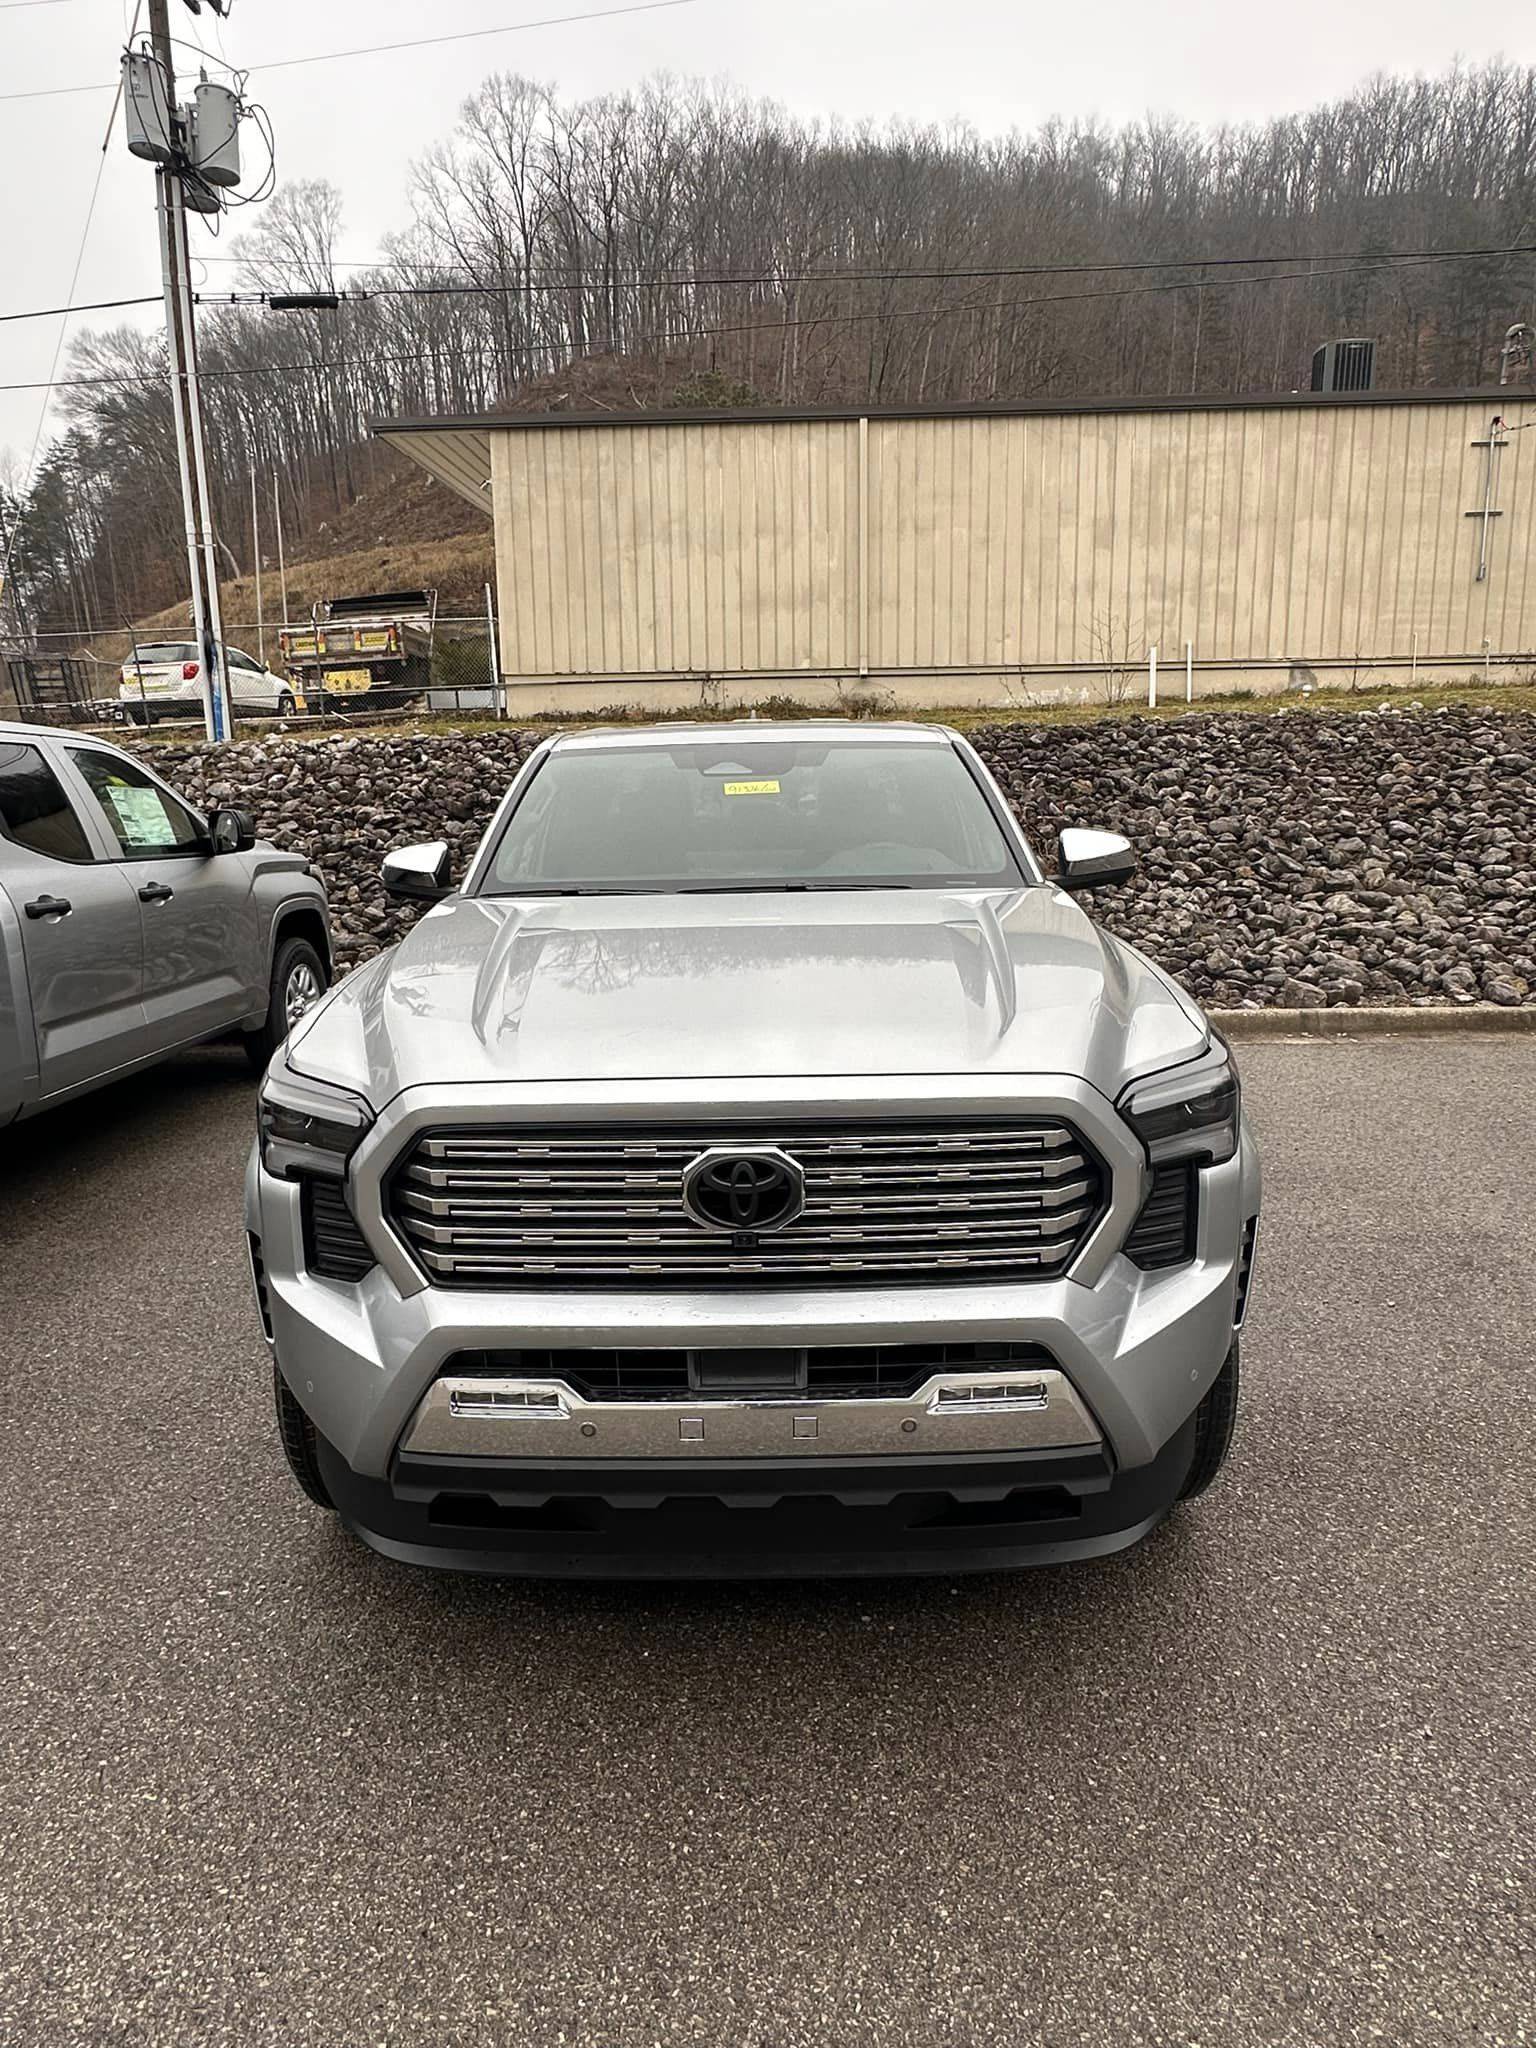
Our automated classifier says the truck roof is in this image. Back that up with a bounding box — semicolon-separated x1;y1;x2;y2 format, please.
324;590;433;617
0;718;134;754
549;719;958;753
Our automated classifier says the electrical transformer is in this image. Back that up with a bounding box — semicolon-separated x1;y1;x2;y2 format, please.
122;49;175;164
190;79;242;187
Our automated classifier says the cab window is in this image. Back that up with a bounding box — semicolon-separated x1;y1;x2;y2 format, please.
67;749;206;858
0;742;94;863
129;644;195;667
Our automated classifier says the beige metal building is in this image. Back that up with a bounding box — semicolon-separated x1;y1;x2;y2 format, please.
379;389;1533;713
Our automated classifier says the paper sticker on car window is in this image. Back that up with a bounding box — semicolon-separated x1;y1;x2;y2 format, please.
103;783;178;847
722;779;781;796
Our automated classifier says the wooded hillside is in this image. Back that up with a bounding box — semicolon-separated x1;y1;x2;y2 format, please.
6;60;1535;643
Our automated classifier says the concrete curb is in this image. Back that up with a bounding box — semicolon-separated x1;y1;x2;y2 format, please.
1214;1005;1536;1038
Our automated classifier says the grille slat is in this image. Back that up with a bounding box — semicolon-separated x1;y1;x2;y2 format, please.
417;1127;1080;1159
413;1254;1069;1281
391;1187;1097;1228
394;1180;1100;1226
389;1121;1105;1289
400;1209;1098;1251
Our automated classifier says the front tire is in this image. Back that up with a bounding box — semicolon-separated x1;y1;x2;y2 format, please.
243;934;328;1072
273;1364;334;1509
1179;1339;1240;1500
276;690;296;717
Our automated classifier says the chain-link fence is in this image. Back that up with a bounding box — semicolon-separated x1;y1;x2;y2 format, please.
3;619;504;730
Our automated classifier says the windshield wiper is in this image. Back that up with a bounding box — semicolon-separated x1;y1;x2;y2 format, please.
676;880;914;894
487;880;924;897
676;882;811;894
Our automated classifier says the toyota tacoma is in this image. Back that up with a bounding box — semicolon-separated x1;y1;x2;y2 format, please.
1;719;329;1125
247;722;1260;1578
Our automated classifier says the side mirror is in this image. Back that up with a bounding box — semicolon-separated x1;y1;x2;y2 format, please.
382;840;453;902
209;806;257;854
1058;827;1135;892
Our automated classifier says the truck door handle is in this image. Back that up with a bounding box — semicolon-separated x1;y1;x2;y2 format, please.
24;895;71;920
138;882;175;904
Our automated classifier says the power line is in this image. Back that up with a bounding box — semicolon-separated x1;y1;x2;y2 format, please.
7;239;1535;327
0;0;700;101
136;235;1536;283
256;0;698;75
191;253;400;267
1;249;1510;397
2;293;161;324
260;238;1536;299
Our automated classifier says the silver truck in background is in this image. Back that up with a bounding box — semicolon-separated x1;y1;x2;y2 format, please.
0;720;331;1125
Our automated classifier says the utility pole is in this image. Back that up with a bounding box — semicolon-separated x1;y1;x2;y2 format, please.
271;469;289;625
141;0;234;741
250;468;264;663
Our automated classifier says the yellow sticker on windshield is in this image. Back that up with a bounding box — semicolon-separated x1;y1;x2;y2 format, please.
723;779;781;796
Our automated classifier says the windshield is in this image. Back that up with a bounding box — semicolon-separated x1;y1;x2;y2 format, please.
480;739;1027;894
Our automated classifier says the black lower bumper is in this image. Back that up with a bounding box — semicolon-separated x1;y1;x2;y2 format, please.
315;1419;1197;1580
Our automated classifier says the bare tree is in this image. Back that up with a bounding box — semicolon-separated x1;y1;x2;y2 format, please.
1089;607;1147;708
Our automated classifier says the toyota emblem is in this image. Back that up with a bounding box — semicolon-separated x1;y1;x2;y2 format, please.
681;1147;806;1233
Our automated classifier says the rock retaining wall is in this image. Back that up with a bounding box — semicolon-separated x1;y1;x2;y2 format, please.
141;705;1536;1009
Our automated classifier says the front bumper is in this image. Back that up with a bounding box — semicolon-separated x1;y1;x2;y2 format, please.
315;1420;1198;1579
400;1364;1103;1460
247;1077;1260;1578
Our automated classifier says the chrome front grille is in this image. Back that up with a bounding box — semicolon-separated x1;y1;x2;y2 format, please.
388;1120;1105;1289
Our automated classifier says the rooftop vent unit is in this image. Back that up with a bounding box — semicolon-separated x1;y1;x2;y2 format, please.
1310;339;1375;393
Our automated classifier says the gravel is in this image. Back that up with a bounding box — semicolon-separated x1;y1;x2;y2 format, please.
139;704;1536;1007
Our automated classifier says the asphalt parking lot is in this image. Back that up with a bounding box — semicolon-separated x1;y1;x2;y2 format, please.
0;1038;1532;2048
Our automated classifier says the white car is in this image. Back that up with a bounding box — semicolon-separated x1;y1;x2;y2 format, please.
118;642;296;725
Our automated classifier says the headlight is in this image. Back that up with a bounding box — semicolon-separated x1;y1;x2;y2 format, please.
258;1061;373;1181
1118;1035;1240;1167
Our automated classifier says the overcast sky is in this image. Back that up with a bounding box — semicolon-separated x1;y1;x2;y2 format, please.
3;0;1534;468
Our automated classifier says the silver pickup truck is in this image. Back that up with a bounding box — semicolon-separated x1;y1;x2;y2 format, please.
249;720;1261;1580
0;720;331;1124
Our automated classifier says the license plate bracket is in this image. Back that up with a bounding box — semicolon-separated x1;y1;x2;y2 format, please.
688;1347;808;1393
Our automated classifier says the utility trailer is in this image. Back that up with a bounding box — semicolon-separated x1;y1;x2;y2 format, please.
278;589;437;713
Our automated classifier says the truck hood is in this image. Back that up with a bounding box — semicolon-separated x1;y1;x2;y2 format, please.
287;887;1208;1106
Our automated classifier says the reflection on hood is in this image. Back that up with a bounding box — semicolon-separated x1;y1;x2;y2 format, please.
288;887;1205;1104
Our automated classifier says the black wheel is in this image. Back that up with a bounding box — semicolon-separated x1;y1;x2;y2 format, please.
276;690;296;717
1179;1339;1240;1500
273;1364;334;1509
243;934;328;1072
